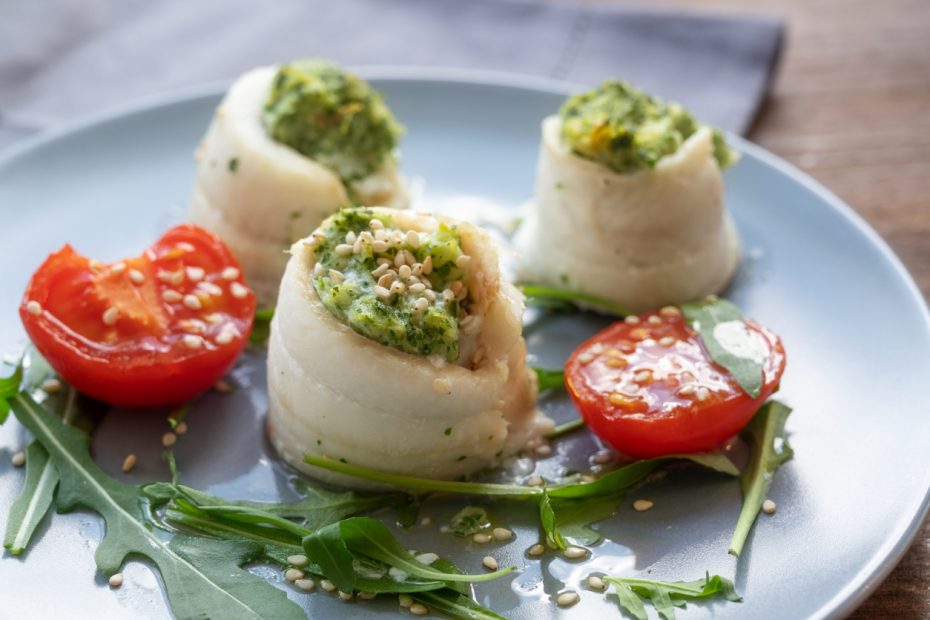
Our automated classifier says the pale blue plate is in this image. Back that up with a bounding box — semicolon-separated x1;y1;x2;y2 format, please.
1;69;928;619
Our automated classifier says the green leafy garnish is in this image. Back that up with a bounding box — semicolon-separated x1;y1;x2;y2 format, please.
545;417;586;440
539;486;567;549
729;401;793;557
449;506;490;537
553;494;621;546
250;306;275;344
167;403;189;430
9;390;306;619
532;367;565;391
520;284;631;317
682;298;770;398
604;572;741;620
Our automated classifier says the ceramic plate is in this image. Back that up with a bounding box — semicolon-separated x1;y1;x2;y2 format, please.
1;69;929;619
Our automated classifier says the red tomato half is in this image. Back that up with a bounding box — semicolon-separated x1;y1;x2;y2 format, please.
20;225;255;407
565;307;786;459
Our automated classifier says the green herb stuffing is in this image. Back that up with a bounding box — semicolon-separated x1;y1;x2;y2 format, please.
559;80;735;173
312;207;468;362
263;59;402;183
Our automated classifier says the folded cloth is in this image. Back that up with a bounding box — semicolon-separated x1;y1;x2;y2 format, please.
0;0;782;148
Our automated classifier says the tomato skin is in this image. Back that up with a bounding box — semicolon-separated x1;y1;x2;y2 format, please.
565;308;786;459
20;225;255;407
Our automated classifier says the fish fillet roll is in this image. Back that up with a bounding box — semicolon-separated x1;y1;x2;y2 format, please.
268;207;551;486
189;60;408;305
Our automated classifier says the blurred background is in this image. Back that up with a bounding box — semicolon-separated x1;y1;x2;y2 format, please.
1;0;928;616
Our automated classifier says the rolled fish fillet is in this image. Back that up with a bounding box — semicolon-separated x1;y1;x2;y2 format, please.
268;207;552;487
189;66;408;306
514;117;740;313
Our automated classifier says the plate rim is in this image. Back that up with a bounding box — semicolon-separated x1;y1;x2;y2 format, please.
1;65;928;620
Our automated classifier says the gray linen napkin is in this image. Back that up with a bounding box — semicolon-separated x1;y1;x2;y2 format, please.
0;0;782;148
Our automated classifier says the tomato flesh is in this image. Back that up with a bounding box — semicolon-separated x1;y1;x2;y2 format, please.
565;307;786;459
20;225;256;407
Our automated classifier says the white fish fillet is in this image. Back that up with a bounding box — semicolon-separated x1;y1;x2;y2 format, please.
189;66;408;306
267;208;552;487
514;116;740;312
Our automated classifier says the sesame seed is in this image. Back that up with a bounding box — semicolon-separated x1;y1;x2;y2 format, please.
420;517;432;526
108;573;123;588
371;240;389;253
593;450;613;464
334;244;353;256
422;255;433;274
659;336;676;346
284;568;304;582
455;254;471;269
580;474;596;483
41;378;61;393
338;591;353;601
11;451;25;467
371;263;389;278
563;546;588;559
127;269;145;285
633;370;652;384
588;575;606;590
175;421;189;435
102;307;120;326
377;272;396;288
763;499;777;514
409;603;429;616
492;527;513;542
177;242;196;253
660;306;681;317
162;290;182;303
320;579;336;592
327;270;344;284
357;591;376;600
556;591;579;607
399;594;414;608
294;579;315;591
482;556;499;571
394;252;405;268
472;533;491;544
432;378;451;395
624;315;640;325
111;262;126;274
230;282;249;298
374;285;391;300
313;262;324;276
370;218;384;230
25;300;42;315
409;283;426;294
633;499;654;512
535;444;552;457
424;290;437;302
695;387;711;401
414;297;429;313
345;231;357;244
221;267;239;280
398;264;412;279
528;543;545;557
183;294;202;310
122;453;137;473
406;230;421;248
389;281;406;295
647;315;662;325
442;289;455;303
162;432;177;448
526;475;544;487
415;552;439;565
182;334;203;349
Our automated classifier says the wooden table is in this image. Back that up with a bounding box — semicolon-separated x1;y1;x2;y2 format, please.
645;0;930;616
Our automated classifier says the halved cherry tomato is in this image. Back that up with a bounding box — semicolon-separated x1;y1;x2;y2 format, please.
565;307;786;459
20;225;255;407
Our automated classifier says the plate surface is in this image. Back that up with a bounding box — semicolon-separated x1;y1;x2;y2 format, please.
1;69;929;620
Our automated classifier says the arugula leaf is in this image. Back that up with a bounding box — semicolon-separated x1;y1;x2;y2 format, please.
532;367;564;391
0;364;23;424
412;589;509;620
545;417;585;439
605;572;741;620
449;506;490;537
681;298;769;397
552;494;621;546
251;307;275;344
303;521;357;592
9;391;306;620
729;401;793;557
3;441;58;554
520;284;631;317
539;486;567;549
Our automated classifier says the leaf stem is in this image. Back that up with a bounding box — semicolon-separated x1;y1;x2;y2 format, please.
520;284;631;317
545;418;585;440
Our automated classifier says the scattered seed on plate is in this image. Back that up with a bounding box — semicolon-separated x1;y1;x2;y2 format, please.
294;579;315;592
174;421;189;436
633;499;654;512
409;603;429;616
492;527;513;542
284;568;304;582
214;379;233;393
398;594;414;608
162;432;177;448
287;554;308;567
108;573;123;588
528;544;545;557
320;579;336;592
587;575;606;590
526;475;544;487
593;449;612;464
420;517;432;526
556;591;579;607
11;451;25;467
482;555;499;570
41;378;62;393
763;499;777;514
535;444;553;457
563;546;588;559
338;591;353;601
122;453;137;473
357;591;376;600
472;533;492;544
